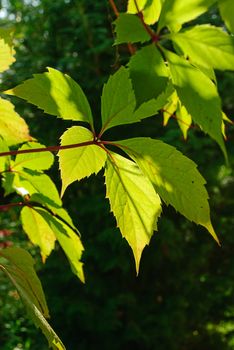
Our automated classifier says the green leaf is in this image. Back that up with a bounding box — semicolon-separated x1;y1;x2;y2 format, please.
105;152;161;272
5;67;93;126
34;208;85;283
59;126;107;196
12;169;62;207
0;30;15;73
176;101;192;140
0;247;65;350
165;50;226;157
163;90;178;126
133;82;174;120
114;13;151;44
127;0;163;25
119;137;219;244
13;142;54;171
0;137;10;172
21;206;56;262
158;0;217;31
129;45;168;105
0;97;32;146
100;67;136;134
169;25;234;71
219;0;234;33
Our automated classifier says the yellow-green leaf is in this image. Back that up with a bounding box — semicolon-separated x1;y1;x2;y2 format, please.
0;97;31;146
59;126;107;196
0;247;65;350
5;67;93;126
158;0;216;31
105;152;162;273
169;25;234;71
127;0;163;25
21;206;56;262
0;31;15;73
13;142;54;171
165;50;226;158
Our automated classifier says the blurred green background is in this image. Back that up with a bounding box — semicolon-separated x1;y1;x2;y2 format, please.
1;1;234;349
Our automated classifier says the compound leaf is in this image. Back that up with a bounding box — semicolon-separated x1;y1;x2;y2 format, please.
169;25;234;71
119;137;219;243
5;67;93;126
59;126;107;196
0;247;65;350
0;97;31;146
105;152;161;273
114;13;151;44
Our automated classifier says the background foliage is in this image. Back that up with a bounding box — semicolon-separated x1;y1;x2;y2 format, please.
1;0;234;349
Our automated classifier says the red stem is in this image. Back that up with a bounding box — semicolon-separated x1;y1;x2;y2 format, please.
0;140;97;158
133;0;160;43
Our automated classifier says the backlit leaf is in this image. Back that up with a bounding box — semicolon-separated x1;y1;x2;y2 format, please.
129;45;168;105
0;30;15;73
165;50;226;157
169;25;234;71
176;101;192;140
0;137;10;172
158;0;216;31
219;0;234;33
0;247;65;350
100;67;136;133
34;208;85;283
114;13;151;44
0;97;31;146
21;206;56;262
59;126;107;196
127;0;163;25
105;152;161;272
119;137;219;244
5;67;93;126
13;142;54;171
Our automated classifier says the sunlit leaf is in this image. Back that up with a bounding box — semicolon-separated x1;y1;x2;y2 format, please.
105;152;161;272
100;67;136;133
158;0;216;31
5;67;93;126
127;0;163;25
0;29;15;73
219;0;234;33
176;101;192;140
0;97;31;146
21;206;56;262
169;25;234;71
0;137;10;172
34;208;85;283
0;247;65;350
165;50;226;158
13;142;54;171
119;137;219;243
59;126;107;196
